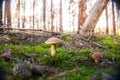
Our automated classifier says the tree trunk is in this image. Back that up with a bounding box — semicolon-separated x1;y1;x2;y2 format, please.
51;0;53;32
112;0;116;36
33;0;35;29
16;0;20;28
105;7;109;35
77;0;87;34
4;0;11;27
22;0;25;28
81;0;109;33
0;0;3;26
59;0;63;32
43;0;46;30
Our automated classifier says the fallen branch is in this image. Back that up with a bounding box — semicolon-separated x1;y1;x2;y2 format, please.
81;38;109;50
71;34;109;50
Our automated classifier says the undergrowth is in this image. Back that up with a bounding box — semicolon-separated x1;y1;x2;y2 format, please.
0;35;120;80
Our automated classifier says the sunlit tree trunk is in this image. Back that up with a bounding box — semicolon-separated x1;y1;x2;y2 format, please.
112;0;116;36
116;2;119;35
4;0;7;24
0;0;3;26
81;0;109;33
4;0;11;27
105;7;109;35
78;0;87;34
33;0;35;29
51;0;53;32
16;0;20;28
59;0;63;32
22;0;25;28
43;0;46;30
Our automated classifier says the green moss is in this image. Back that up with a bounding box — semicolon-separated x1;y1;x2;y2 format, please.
66;67;96;80
41;52;75;70
59;34;73;41
10;38;19;45
0;35;120;79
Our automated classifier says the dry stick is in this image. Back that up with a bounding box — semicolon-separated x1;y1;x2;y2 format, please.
71;33;109;50
81;37;110;50
0;26;62;35
87;28;94;41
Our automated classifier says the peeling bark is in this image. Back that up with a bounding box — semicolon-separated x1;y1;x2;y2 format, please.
81;0;109;33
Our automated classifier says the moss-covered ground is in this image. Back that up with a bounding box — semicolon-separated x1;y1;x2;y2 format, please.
0;32;120;80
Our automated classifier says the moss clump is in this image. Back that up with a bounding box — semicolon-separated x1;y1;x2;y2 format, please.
41;52;75;70
59;34;73;41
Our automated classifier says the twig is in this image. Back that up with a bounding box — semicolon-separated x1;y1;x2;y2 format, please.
71;34;109;50
81;38;109;50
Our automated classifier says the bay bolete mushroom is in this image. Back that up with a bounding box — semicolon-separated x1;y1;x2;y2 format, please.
45;37;62;56
92;52;104;65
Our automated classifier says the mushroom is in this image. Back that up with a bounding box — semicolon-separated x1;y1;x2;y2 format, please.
92;52;104;65
45;37;62;56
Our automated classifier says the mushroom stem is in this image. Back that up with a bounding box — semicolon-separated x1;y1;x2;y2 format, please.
51;44;56;56
95;59;99;65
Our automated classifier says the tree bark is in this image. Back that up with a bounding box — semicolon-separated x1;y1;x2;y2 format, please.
4;0;11;27
59;0;63;32
51;0;53;32
77;0;87;34
33;0;35;29
43;0;46;30
22;0;25;28
81;0;109;33
79;0;87;26
16;0;20;28
112;0;116;36
105;7;109;35
0;0;3;26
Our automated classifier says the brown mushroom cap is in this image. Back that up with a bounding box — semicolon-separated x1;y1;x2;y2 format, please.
45;37;62;44
92;52;104;60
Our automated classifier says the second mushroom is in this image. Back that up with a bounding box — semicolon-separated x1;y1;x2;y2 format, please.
92;52;104;65
45;37;62;56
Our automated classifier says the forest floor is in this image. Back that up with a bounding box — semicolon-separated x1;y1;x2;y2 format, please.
0;30;120;80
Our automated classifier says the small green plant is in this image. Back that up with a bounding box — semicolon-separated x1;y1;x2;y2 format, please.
66;67;96;80
104;49;120;59
41;52;75;70
59;34;73;41
10;38;19;45
79;49;93;58
96;36;117;49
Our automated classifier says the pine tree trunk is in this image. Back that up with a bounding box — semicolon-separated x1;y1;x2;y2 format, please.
43;0;46;30
81;0;109;33
112;0;116;36
51;0;53;32
105;7;109;34
16;0;20;28
4;0;11;27
0;0;3;26
22;0;25;28
77;0;87;34
59;0;63;32
33;0;35;29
